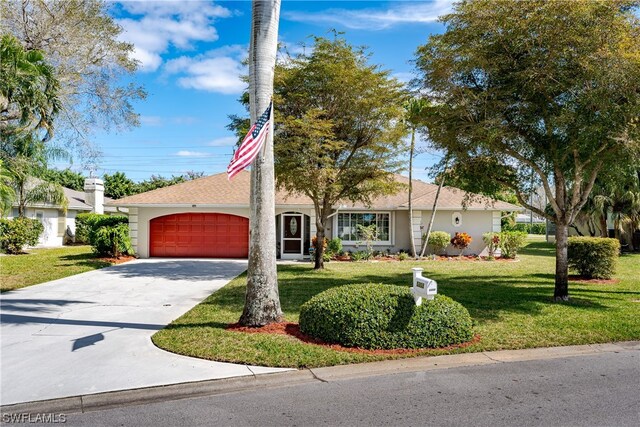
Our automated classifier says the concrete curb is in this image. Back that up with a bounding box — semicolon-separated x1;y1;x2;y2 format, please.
2;341;638;415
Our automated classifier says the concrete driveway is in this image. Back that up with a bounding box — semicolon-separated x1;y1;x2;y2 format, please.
0;259;290;405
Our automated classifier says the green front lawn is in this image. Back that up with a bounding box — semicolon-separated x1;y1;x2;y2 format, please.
0;246;112;291
152;239;640;368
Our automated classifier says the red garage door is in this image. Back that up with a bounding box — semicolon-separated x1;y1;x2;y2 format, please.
150;213;249;258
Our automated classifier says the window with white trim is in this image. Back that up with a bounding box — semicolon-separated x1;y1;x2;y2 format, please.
336;212;390;243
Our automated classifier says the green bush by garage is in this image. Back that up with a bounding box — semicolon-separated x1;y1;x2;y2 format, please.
75;213;133;257
299;283;473;350
568;236;619;279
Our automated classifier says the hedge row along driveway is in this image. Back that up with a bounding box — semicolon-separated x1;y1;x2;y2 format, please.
152;238;640;368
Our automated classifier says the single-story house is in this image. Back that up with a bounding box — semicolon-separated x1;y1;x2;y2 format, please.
108;171;520;260
6;178;120;247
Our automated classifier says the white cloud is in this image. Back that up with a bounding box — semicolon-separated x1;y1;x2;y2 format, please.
284;0;453;30
208;136;237;147
164;45;247;94
116;1;232;72
175;150;211;158
393;72;414;84
140;115;163;126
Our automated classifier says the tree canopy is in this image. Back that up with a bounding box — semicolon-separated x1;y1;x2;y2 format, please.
1;0;145;150
414;0;640;299
0;34;60;141
233;36;407;269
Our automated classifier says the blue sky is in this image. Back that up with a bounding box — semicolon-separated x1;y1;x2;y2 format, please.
56;1;452;182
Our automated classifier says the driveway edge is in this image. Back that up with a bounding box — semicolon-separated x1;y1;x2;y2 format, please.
2;341;638;415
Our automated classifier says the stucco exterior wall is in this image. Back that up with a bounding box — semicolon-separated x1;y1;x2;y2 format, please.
420;209;496;256
132;206;314;258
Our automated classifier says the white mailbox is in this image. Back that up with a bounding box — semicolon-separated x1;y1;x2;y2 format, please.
411;267;437;306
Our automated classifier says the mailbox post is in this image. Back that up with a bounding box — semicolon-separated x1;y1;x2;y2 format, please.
411;267;437;306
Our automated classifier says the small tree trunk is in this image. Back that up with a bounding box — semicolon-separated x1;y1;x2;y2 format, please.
314;226;326;270
554;221;570;301
599;214;608;237
419;160;448;258
239;0;283;327
408;129;417;258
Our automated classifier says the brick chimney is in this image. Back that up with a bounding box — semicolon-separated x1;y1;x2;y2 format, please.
84;178;104;214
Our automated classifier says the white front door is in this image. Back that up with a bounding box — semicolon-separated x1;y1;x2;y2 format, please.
281;214;303;259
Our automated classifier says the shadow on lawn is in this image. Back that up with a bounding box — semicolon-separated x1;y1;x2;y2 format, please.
58;253;111;268
519;241;556;257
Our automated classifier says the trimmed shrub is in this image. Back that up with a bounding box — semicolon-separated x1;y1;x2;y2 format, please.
503;222;546;235
426;231;451;255
568;237;620;279
531;223;546;235
76;213;131;257
0;217;44;254
482;232;500;258
93;223;133;257
326;237;343;256
499;231;527;258
397;251;409;261
299;284;474;350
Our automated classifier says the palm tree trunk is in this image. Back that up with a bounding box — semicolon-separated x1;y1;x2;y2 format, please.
239;0;283;327
408;129;417;258
419;159;448;257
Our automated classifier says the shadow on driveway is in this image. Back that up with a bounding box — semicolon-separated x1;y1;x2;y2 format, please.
102;259;247;282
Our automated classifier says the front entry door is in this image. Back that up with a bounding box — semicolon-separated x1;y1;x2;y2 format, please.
282;214;303;259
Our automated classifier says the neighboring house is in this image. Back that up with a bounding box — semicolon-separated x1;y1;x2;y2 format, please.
108;171;521;260
6;178;119;247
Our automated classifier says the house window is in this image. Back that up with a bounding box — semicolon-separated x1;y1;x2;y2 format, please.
336;212;391;243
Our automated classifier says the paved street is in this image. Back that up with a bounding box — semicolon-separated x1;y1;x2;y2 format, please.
0;259;289;405
61;350;640;427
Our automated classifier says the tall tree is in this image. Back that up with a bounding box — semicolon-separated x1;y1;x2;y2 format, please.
103;171;135;199
273;36;407;269
0;34;60;141
414;0;640;300
1;0;145;149
238;0;283;327
42;168;85;191
0;160;15;216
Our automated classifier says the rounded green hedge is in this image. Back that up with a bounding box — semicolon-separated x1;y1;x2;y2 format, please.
299;284;474;350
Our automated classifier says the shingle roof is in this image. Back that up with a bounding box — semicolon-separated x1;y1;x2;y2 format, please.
108;171;521;211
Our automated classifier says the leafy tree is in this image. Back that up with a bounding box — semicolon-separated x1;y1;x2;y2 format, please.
238;0;283;326
1;133;68;216
1;0;145;148
273;36;406;269
103;171;135;199
41;168;85;192
0;34;60;141
414;0;640;300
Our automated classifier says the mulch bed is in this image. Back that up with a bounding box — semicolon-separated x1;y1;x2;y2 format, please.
96;255;136;265
568;275;620;285
226;321;481;355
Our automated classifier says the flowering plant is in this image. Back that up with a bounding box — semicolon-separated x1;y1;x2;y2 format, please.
450;232;472;255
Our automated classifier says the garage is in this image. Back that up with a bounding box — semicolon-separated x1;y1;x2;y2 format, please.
150;213;249;258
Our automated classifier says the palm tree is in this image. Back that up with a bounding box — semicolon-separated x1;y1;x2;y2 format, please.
1;134;68;217
238;0;283;326
404;98;429;258
0;159;15;216
0;34;60;141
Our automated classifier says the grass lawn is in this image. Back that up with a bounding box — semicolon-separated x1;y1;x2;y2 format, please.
0;246;112;291
152;238;640;368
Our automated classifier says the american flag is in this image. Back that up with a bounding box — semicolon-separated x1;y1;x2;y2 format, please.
227;101;272;180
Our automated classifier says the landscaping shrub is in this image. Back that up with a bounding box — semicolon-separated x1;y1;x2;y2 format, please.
326;237;343;257
503;222;546;235
450;232;472;255
299;283;474;350
568;237;620;279
397;251;409;261
499;231;527;258
0;217;44;254
482;232;500;259
531;223;546;235
76;214;131;257
92;223;133;257
426;231;450;255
